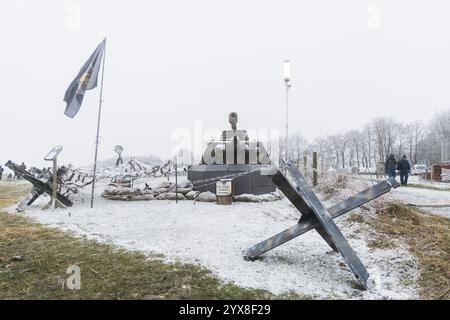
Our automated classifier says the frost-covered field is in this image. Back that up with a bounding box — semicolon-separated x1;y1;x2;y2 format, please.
8;177;420;299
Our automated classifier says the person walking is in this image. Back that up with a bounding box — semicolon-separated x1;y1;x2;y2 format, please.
15;162;27;180
397;155;411;185
385;153;397;179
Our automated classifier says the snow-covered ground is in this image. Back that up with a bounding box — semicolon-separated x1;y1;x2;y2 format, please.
6;177;420;299
337;175;450;219
388;186;450;219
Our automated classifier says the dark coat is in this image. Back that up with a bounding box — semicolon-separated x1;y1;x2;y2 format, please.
397;159;410;173
385;155;397;173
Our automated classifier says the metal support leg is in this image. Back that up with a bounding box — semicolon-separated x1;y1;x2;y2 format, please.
285;163;369;288
17;188;41;212
243;164;400;289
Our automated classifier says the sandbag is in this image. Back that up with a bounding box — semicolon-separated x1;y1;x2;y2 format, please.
173;187;192;195
156;192;186;200
196;191;216;202
177;180;193;188
185;190;200;200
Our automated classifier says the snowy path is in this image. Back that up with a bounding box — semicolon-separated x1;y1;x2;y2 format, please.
8;179;419;300
388;186;450;219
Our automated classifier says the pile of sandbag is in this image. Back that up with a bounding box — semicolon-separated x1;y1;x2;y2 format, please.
101;186;155;201
102;180;194;201
233;190;284;202
102;180;284;203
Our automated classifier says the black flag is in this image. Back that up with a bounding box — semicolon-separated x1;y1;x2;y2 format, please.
64;39;106;118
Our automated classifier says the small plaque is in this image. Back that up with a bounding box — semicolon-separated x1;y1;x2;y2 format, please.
216;179;232;196
44;145;63;161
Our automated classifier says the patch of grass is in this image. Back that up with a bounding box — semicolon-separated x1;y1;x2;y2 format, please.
369;202;450;299
0;182;308;300
0;182;31;208
347;212;364;224
367;235;396;250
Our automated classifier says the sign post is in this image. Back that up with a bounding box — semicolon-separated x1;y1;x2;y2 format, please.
43;145;65;210
216;179;233;205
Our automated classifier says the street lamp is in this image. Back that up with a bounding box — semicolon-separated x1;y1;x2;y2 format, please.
283;60;291;170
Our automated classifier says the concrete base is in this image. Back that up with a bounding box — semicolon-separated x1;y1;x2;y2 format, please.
187;164;276;195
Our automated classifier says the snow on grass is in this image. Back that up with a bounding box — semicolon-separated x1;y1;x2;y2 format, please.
11;178;419;299
387;186;450;219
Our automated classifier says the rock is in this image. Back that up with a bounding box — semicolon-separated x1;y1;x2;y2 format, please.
143;189;155;195
185;190;200;200
196;191;216;202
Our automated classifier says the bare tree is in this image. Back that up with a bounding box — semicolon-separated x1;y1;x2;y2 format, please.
281;108;450;171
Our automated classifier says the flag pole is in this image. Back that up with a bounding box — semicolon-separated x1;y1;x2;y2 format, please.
90;38;107;208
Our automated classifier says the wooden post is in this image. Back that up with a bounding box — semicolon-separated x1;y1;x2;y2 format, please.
175;156;178;203
52;158;57;208
313;151;318;186
431;164;435;184
303;155;307;175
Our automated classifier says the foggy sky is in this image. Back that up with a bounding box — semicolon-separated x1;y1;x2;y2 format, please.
1;0;449;168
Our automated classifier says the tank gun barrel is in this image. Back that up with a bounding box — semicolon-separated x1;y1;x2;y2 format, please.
229;112;238;130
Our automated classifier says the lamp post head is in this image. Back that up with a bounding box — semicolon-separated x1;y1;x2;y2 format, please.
283;59;291;83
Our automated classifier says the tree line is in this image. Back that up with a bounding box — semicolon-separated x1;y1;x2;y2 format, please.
273;108;450;171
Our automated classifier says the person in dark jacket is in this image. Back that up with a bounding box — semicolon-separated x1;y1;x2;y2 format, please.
385;154;397;179
16;162;27;180
397;155;411;185
0;165;4;180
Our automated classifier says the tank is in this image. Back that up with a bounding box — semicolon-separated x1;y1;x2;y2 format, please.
187;112;276;195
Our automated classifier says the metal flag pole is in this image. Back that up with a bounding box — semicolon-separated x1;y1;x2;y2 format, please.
90;38;107;208
283;60;291;174
285;79;291;163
